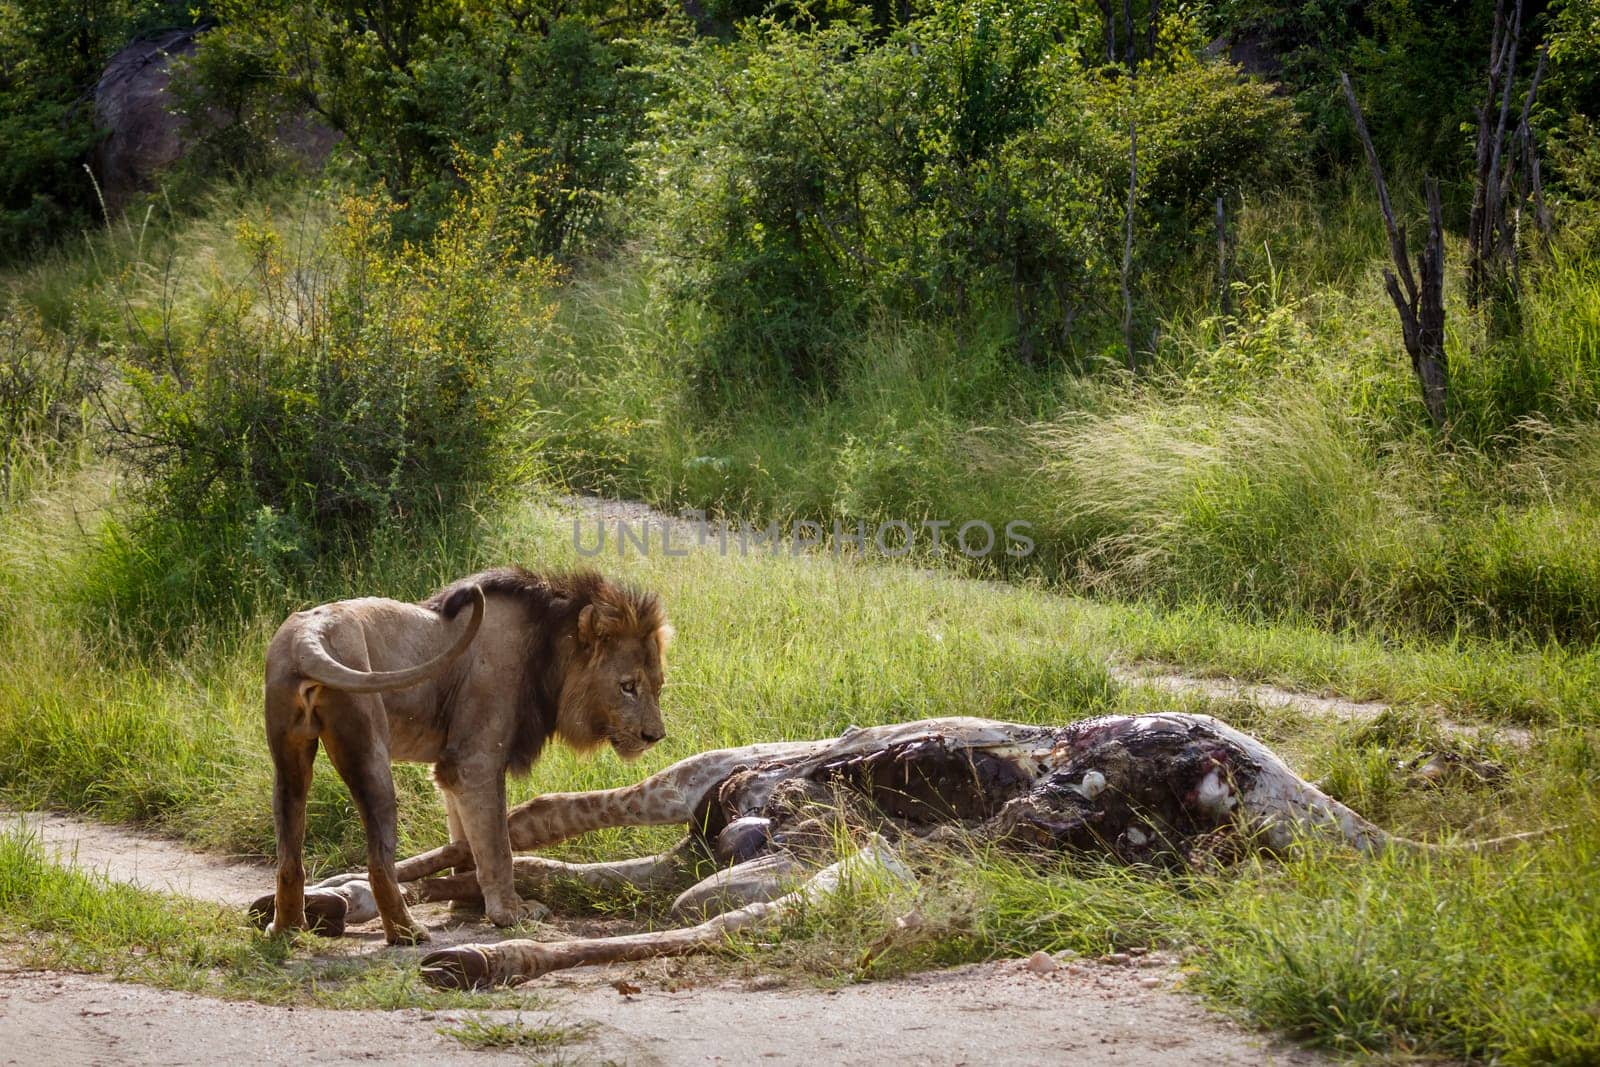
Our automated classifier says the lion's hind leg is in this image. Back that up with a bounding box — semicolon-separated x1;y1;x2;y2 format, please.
319;691;429;945
264;685;318;937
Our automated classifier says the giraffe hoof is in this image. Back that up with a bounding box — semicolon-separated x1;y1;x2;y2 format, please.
250;890;348;937
420;946;494;990
303;891;349;937
247;893;276;930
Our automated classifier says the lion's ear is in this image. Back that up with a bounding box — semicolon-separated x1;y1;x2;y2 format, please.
578;603;612;646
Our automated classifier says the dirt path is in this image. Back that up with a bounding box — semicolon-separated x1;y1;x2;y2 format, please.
2;810;1327;1066
0;970;526;1066
1108;664;1533;746
10;810;270;905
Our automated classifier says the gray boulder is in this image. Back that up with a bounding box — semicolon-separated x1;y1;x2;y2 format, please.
90;27;337;214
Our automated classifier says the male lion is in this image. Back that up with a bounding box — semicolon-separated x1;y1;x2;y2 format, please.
259;568;671;944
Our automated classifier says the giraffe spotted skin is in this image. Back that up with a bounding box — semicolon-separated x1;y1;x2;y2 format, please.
254;713;1548;988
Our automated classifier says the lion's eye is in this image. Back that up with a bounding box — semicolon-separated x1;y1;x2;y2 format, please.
621;680;638;696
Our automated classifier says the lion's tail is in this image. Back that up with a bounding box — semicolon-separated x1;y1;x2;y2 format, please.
295;585;485;693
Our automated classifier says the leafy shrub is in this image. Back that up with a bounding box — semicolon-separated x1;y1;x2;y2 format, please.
0;307;96;495
107;149;556;547
191;2;650;255
643;3;1298;387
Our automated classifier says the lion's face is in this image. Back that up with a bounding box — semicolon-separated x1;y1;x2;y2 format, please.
557;602;671;760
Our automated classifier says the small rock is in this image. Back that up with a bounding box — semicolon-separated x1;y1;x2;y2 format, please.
1136;956;1164;968
1102;952;1130;966
1024;951;1058;975
1139;976;1163;989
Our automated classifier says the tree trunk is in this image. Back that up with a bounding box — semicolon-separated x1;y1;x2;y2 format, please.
1122;112;1138;372
1468;0;1523;306
1342;73;1449;428
1216;195;1230;321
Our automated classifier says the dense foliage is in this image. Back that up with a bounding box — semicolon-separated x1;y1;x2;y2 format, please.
644;9;1297;384
106;158;555;551
187;0;651;254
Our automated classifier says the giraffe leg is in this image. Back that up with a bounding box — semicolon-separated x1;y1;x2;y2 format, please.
669;851;811;920
297;844;699;922
419;838;908;989
396;739;827;883
402;844;699;905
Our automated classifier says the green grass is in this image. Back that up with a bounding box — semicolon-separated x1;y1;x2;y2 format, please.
0;827;554;1011
438;1014;595;1053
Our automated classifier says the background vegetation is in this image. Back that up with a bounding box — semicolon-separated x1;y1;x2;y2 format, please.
3;0;1600;1061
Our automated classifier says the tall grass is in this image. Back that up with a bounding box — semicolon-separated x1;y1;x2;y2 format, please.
500;156;1600;646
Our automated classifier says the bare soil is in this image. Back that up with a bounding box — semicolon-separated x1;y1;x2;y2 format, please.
2;810;1328;1066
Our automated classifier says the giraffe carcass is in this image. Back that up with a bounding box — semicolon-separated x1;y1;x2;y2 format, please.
251;713;1544;988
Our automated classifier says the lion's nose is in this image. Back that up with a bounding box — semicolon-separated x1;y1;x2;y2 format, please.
641;728;665;744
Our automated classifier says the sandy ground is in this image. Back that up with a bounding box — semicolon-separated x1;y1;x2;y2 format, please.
0;953;1327;1067
0;970;528;1066
1;810;1329;1066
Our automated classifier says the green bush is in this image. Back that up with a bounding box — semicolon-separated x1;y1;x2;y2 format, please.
107;152;556;548
191;2;650;255
643;4;1298;387
0;307;96;497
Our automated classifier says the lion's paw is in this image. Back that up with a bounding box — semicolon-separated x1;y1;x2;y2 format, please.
385;921;432;945
487;899;549;928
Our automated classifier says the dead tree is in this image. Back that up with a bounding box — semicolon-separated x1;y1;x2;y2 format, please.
1499;46;1550;292
1341;72;1449;428
1216;195;1231;321
1468;0;1549;306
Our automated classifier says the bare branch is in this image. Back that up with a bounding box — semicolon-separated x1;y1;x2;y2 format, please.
1341;72;1416;307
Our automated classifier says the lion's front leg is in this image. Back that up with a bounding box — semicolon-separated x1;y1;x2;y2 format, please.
441;791;476;875
441;773;545;927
